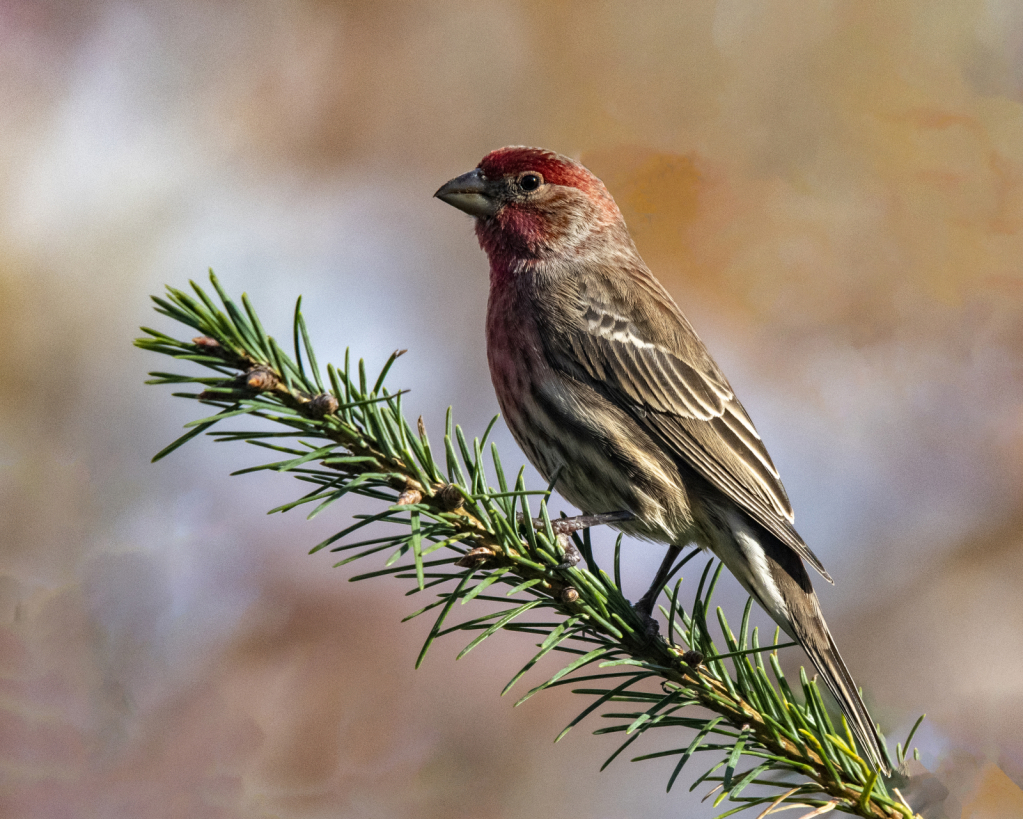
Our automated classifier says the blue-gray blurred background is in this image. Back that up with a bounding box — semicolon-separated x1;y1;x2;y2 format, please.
2;2;1022;817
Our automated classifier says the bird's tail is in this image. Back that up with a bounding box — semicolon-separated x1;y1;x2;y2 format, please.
711;514;891;774
722;520;891;775
789;593;891;775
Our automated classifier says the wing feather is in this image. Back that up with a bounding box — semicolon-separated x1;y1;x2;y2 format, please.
541;273;831;582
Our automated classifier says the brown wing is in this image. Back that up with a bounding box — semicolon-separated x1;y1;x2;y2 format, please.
540;266;831;582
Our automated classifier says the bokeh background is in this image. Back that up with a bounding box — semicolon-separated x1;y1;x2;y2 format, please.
2;2;1023;817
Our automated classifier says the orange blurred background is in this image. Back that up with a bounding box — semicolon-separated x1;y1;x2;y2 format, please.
2;2;1022;817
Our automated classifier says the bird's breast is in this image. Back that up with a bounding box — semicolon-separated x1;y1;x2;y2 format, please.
484;277;696;544
485;280;554;461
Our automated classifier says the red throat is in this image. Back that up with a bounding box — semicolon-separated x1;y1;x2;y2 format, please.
474;208;545;276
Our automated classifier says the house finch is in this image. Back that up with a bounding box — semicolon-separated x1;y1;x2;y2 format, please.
435;146;889;775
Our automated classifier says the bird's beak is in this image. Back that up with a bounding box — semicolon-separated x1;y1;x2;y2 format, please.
434;168;499;217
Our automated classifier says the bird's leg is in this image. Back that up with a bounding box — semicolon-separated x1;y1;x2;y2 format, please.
518;510;634;569
634;544;684;631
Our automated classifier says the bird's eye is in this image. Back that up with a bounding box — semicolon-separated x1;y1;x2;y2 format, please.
518;173;542;192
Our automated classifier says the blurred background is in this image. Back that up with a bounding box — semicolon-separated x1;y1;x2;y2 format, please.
2;1;1022;817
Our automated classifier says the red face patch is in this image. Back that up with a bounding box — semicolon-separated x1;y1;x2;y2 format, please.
478;147;594;191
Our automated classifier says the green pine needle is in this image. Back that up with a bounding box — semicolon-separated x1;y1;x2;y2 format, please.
137;273;923;819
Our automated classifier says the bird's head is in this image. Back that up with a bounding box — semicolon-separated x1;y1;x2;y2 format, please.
435;147;631;267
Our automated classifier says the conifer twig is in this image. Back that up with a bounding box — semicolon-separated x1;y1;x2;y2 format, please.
136;272;922;818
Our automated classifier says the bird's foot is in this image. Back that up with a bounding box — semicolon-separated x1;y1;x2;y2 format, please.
632;591;661;641
517;511;633;570
518;510;634;537
554;534;582;570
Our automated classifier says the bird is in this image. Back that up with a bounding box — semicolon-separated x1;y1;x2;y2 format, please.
434;146;889;775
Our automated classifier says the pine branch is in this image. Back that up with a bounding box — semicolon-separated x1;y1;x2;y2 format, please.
135;272;923;818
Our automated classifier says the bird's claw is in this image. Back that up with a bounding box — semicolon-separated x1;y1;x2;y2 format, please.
515;510;632;571
633;590;661;642
517;510;634;538
552;510;634;535
555;534;583;570
634;609;661;641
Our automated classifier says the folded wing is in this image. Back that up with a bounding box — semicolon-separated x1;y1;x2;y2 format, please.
542;269;831;582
